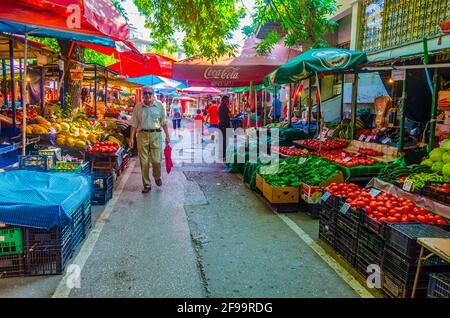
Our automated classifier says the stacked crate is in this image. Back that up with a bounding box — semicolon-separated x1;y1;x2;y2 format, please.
318;205;336;248
355;227;384;276
382;223;450;298
334;207;362;266
0;227;25;278
91;171;114;205
428;273;450;298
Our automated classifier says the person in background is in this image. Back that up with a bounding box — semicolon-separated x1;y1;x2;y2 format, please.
218;95;232;160
170;97;183;135
206;100;219;141
129;86;170;194
269;95;282;123
193;109;205;144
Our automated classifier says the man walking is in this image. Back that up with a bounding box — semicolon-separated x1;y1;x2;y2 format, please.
129;87;170;193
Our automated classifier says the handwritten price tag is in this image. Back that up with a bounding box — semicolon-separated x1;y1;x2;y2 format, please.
403;180;413;192
382;138;391;144
0;236;4;242
359;134;366;141
343;157;352;163
365;135;372;142
340;203;351;214
321;192;331;202
298;157;307;164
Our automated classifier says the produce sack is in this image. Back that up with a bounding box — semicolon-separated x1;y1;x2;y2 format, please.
164;144;173;174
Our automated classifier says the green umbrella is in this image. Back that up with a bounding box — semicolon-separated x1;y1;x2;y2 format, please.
264;48;368;86
231;84;277;93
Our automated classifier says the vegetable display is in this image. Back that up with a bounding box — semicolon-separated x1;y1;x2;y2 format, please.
260;156;339;187
358;148;384;157
379;162;431;184
421;138;450;177
274;146;309;157
301;139;348;151
312;150;377;167
87;141;120;154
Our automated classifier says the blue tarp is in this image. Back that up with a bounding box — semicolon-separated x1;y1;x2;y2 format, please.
0;20;116;47
0;170;91;229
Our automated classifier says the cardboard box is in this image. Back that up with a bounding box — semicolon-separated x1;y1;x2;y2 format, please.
263;181;300;204
256;173;264;192
301;171;345;204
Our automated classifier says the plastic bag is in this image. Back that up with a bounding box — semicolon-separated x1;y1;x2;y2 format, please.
164;144;173;174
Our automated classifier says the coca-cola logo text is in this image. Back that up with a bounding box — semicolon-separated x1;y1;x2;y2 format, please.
204;67;240;80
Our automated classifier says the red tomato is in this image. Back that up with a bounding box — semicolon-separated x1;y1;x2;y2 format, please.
377;207;388;214
401;216;409;223
347;192;357;200
436;219;447;225
408;214;417;221
387;216;399;223
365;207;372;214
393;213;402;219
417;215;428;223
379;217;387;223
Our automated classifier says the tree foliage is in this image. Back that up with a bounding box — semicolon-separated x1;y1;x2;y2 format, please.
133;0;246;61
251;0;338;54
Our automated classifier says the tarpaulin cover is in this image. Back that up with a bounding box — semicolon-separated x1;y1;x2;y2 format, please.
0;170;90;229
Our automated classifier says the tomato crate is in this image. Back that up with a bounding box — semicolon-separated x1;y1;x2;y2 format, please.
319;220;336;248
356;241;383;268
319;205;337;222
428;273;450;298
0;254;25;278
336;209;361;238
23;224;73;275
355;256;372;277
358;227;385;256
360;213;386;238
382;270;428;298
384;223;450;259
334;238;356;266
0;227;23;256
18;155;56;171
335;227;358;254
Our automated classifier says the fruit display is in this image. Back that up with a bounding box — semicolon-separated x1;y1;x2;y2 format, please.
312;150;377;167
87;141;120;154
2;106;40;123
358;148;384;157
325;183;448;225
273;146;309;157
421;138;450;177
332;118;365;140
260;156;340;187
301;139;348;151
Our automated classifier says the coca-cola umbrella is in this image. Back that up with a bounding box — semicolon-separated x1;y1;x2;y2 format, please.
172;37;301;87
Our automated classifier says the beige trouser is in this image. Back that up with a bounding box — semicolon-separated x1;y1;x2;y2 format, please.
137;131;162;188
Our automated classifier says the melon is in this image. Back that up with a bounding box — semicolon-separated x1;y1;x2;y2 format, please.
432;161;445;174
441;139;450;151
421;159;434;167
430;148;446;162
443;163;450;178
442;152;450;164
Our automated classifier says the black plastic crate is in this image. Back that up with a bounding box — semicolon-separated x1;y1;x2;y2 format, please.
335;227;358;252
299;201;320;219
336;209;361;238
84;200;92;233
319;221;335;248
361;213;386;238
428;272;450;298
23;224;73;276
91;189;113;206
0;254;25;278
358;227;385;256
319;205;337;222
334;239;356;266
321;191;347;210
384;223;450;259
382;270;427;298
91;172;114;192
357;241;383;267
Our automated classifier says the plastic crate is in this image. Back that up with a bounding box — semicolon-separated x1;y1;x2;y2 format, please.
51;161;90;174
336;209;361;238
384;223;450;259
361;213;386;237
84;200;92;233
358;227;385;256
319;205;337;222
23;224;73;276
91;189;113;206
0;254;25;278
321;191;347;210
382;270;427;298
0;227;23;256
19;155;56;171
357;241;383;268
70;203;85;253
91;171;114;191
319;219;336;248
428;273;450;298
334;238;356;266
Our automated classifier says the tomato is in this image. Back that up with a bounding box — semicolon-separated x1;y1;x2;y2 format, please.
401;216;409;223
408;214;417;221
365;207;372;214
417;215;428;223
387;216;399;223
355;201;366;208
436;219;447;225
393;213;402;219
345;198;352;203
347;192;357;199
377;207;388;214
390;200;399;207
378;217;387;223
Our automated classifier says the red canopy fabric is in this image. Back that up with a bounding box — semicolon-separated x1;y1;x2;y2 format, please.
5;0;128;41
173;37;301;87
108;53;175;78
178;87;222;95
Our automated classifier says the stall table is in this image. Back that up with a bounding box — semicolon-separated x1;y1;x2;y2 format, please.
412;238;450;298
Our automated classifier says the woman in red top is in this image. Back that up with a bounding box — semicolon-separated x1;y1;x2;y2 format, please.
206;102;219;141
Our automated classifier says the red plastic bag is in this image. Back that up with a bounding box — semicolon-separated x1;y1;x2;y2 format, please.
164;144;173;174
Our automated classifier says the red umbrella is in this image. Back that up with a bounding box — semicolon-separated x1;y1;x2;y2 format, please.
108;53;175;78
173;37;301;87
178;87;222;95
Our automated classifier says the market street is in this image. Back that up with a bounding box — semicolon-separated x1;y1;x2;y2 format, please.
0;121;380;298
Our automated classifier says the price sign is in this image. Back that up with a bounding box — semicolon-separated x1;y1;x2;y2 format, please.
382;138;391;144
320;136;327;141
369;189;381;197
298;157;306;164
403;180;413;192
0;236;4;242
321;192;331;202
365;135;372;142
340;203;351;214
343;157;352;162
359;134;366;141
392;69;406;81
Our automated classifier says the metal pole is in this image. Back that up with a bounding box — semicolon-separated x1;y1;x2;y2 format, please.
94;64;98;118
274;86;277;123
288;83;293;126
351;73;359;140
428;69;439;152
307;78;312;135
21;35;28;156
59;70;65;111
104;71;108;107
398;77;407;152
340;73;345;120
40;67;45;116
255;89;258;127
1;59;6;106
248;81;253;128
263;89;267;127
315;73;323;134
19;59;23;107
9;40;16;130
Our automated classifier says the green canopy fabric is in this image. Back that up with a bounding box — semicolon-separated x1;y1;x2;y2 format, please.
231;84;276;93
264;48;368;86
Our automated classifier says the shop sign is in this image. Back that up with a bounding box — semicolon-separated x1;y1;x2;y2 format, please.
392;69;406;81
204;67;240;80
70;68;83;81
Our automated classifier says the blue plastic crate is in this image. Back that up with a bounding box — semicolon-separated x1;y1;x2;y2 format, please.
428;273;450;298
91;190;112;206
83;200;92;234
91;171;113;191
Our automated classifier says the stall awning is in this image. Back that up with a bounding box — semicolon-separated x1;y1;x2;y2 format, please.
264;48;368;85
178;87;222;95
128;75;187;89
108;52;175;78
0;34;57;59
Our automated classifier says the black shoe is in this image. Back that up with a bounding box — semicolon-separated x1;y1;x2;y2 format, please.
155;179;162;187
142;187;151;193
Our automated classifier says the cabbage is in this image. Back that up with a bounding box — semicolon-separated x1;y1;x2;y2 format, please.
432;161;445;174
443;163;450;178
441;139;450;151
430;148;446;162
421;159;434;167
443;152;450;164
